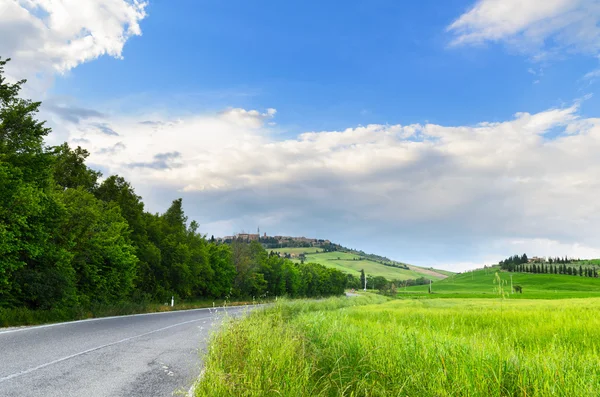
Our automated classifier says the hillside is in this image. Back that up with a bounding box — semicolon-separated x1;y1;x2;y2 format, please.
273;247;451;281
403;266;600;299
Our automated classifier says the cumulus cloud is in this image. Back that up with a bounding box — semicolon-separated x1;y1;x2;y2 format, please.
60;103;600;269
91;122;119;136
447;0;600;58
97;141;126;154
0;0;147;81
218;107;277;128
127;151;182;170
45;102;106;123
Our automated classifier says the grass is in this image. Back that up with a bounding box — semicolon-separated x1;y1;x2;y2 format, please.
427;267;455;277
402;266;600;299
0;298;260;328
195;295;600;396
296;251;445;281
271;247;324;255
271;248;452;281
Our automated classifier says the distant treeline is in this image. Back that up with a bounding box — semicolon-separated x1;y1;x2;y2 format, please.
334;246;410;270
499;254;598;278
0;57;346;316
348;256;409;270
345;270;430;294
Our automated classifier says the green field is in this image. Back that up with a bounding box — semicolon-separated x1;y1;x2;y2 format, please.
427;267;455;277
269;247;451;281
403;266;600;299
271;247;324;255
196;294;600;396
280;250;447;281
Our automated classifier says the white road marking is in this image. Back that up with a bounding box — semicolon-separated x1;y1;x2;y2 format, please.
0;317;209;384
0;304;256;335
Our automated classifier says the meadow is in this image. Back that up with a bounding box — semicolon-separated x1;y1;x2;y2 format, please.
271;248;450;281
195;294;600;396
294;251;447;281
402;266;600;299
271;247;325;255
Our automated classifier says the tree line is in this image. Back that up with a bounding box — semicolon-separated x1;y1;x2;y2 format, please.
499;254;598;278
345;269;430;293
0;57;346;314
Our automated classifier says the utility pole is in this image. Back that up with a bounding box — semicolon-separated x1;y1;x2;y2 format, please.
364;274;367;291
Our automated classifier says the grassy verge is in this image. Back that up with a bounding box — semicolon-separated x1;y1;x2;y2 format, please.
196;296;600;396
0;298;261;328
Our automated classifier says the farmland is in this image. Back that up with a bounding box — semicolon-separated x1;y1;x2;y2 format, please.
402;266;600;299
196;293;600;396
273;248;450;281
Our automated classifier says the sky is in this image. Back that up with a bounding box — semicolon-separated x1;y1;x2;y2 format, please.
3;0;600;271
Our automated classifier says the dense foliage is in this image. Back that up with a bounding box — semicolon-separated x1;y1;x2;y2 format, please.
345;271;430;294
0;58;346;315
499;254;598;278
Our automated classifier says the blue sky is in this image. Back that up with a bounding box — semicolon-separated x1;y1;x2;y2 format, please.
51;0;599;130
5;0;600;270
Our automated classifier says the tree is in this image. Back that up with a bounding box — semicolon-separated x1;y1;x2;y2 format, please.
58;188;138;306
51;143;100;191
521;253;528;264
206;243;235;297
0;57;73;308
360;269;366;290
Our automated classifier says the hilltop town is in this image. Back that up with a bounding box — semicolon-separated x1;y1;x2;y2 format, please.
217;232;331;249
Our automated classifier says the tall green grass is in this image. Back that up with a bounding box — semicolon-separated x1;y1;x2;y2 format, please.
196;296;600;396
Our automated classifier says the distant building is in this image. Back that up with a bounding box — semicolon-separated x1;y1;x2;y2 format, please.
236;233;259;241
218;232;330;247
528;256;545;263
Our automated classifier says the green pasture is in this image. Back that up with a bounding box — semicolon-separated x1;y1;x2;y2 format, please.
300;251;439;281
403;266;600;299
196;295;600;396
270;247;324;255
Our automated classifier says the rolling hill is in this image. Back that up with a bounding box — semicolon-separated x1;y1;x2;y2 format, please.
272;247;451;281
403;266;600;299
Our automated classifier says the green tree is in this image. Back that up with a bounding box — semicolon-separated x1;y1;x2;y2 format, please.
51;143;100;191
0;57;74;309
206;243;236;298
58;188;138;306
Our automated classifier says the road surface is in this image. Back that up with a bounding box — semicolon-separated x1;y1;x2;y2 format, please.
0;305;255;397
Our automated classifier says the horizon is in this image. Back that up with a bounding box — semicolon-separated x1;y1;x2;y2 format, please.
4;0;600;272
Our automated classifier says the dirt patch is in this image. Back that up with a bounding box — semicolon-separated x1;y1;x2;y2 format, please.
409;266;448;279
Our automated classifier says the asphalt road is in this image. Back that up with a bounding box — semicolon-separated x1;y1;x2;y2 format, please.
0;305;255;397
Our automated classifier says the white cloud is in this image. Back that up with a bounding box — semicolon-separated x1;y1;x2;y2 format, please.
0;0;147;81
218;107;277;128
448;0;600;58
59;102;600;269
583;68;600;83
